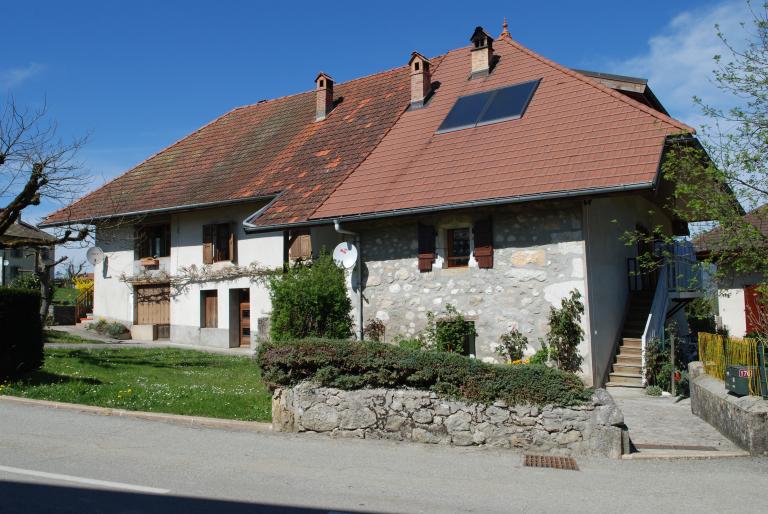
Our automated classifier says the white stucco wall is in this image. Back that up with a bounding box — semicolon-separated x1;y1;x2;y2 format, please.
583;195;674;386
93;202;284;346
93;224;135;324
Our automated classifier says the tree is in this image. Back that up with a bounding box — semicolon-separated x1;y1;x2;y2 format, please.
624;1;768;290
545;289;584;373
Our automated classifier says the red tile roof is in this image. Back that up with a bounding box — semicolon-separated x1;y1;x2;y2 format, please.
311;37;694;220
42;64;416;227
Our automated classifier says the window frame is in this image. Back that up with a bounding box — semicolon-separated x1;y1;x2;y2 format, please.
445;227;471;268
203;223;236;264
135;223;171;259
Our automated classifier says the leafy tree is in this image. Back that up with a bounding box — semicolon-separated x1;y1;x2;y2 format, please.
267;253;352;341
623;2;768;292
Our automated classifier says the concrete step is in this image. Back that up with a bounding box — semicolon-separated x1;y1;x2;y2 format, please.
622;338;642;348
617;346;642;357
606;381;644;388
612;363;642;374
607;373;643;386
616;354;642;366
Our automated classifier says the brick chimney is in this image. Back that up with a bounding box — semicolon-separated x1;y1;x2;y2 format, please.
408;52;432;109
469;26;494;77
315;72;334;121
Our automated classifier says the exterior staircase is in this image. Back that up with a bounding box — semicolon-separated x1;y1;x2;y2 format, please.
607;292;652;388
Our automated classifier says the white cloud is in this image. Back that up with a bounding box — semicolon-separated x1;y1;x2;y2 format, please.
0;62;45;90
606;0;751;130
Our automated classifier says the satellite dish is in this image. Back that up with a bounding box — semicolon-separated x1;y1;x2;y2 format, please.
332;242;358;269
86;247;105;266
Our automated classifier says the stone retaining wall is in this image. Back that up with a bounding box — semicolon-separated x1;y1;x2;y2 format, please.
689;362;768;456
272;382;625;458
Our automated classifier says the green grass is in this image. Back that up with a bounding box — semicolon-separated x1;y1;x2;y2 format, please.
1;348;272;421
53;288;79;306
44;329;104;344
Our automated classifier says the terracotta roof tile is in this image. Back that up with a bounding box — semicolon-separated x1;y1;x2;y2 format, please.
43;63;419;227
312;38;692;220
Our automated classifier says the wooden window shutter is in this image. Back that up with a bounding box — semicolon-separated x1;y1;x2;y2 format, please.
417;223;436;272
473;218;493;269
202;224;214;264
229;222;237;263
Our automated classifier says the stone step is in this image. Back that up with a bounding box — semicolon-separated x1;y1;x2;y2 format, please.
607;373;643;386
616;354;642;366
612;363;642;374
622;338;642;348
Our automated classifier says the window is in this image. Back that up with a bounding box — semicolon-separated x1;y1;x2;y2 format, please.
446;228;471;268
11;248;23;258
288;231;312;260
203;223;236;264
436;79;540;134
201;290;218;328
136;224;171;258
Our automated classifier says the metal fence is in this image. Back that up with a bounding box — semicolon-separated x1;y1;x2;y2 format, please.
698;332;767;396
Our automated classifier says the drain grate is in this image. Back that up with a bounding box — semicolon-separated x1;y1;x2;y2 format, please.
524;454;579;471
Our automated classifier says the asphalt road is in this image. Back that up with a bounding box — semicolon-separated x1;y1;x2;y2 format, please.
1;401;766;514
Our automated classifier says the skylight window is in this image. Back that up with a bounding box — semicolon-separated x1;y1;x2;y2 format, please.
436;79;541;134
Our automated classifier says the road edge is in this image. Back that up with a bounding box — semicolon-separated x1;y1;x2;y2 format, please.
0;395;272;433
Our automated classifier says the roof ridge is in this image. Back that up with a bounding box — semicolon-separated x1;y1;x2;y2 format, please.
304;55;446;221
498;37;696;134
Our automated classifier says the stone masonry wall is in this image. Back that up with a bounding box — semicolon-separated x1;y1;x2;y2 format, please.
354;202;590;375
273;383;625;458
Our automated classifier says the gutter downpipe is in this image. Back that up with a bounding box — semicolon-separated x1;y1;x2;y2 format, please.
334;219;363;341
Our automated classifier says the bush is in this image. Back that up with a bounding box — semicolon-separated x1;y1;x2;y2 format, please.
0;288;44;379
496;328;528;362
363;318;386;342
87;319;129;337
257;339;591;407
423;304;476;354
646;385;662;397
11;272;41;291
529;344;551;365
267;254;352;341
545;289;584;373
394;335;424;351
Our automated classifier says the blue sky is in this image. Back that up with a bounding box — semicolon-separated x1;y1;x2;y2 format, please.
2;0;751;266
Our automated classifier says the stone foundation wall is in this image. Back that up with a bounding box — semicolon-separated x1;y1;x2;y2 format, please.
689;362;768;456
272;382;625;458
354;202;590;376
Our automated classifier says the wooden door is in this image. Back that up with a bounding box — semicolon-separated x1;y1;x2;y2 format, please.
135;285;170;338
239;301;251;347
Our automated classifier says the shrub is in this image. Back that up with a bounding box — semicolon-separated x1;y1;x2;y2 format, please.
529;344;551;365
646;385;662;397
423;304;476;354
545;289;584;373
0;288;44;379
257;339;591;407
394;335;424;351
11;272;41;291
87;319;129;337
363;318;386;342
496;328;528;362
267;254;353;341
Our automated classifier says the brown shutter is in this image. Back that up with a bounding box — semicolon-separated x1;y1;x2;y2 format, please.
202;224;214;264
473;218;493;269
229;222;237;263
417;223;436;272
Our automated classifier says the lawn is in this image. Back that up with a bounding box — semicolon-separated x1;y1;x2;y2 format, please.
2;348;272;421
44;329;104;344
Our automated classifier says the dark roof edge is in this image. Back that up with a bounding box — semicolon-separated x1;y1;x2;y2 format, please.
39;195;276;228
243;182;655;233
572;68;648;85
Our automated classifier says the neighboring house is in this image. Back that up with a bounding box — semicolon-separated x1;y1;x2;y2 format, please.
42;25;705;386
0;218;56;286
695;206;768;337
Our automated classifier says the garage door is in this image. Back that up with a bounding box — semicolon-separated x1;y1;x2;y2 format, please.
134;285;170;338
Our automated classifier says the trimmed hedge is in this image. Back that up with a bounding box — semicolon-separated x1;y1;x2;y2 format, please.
0;288;44;379
257;339;591;407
